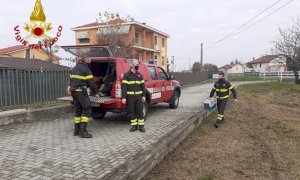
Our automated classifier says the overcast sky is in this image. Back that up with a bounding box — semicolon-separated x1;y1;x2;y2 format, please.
1;0;299;70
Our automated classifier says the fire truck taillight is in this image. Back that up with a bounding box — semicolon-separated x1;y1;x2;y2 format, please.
115;82;122;98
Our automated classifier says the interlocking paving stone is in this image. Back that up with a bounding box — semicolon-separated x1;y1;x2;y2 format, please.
1;83;244;179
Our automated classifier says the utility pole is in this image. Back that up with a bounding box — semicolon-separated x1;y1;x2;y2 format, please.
200;43;203;71
189;57;191;71
171;56;175;72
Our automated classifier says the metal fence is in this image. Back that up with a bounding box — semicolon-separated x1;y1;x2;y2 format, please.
259;71;299;82
0;68;69;109
259;71;299;78
170;71;209;86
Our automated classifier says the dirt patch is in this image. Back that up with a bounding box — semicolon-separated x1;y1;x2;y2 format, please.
144;83;300;180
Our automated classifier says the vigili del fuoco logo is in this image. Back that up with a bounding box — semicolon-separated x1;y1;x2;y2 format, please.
14;0;62;49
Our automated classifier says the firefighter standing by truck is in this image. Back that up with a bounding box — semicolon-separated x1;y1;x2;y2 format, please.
122;59;146;132
209;71;237;128
70;57;98;138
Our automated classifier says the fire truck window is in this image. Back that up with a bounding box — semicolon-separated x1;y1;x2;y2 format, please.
158;67;168;80
148;66;158;80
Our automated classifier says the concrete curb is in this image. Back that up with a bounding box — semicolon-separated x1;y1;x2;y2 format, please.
102;109;210;180
0;104;73;126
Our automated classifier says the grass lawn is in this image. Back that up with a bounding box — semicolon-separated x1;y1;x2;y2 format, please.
144;82;300;180
228;75;263;81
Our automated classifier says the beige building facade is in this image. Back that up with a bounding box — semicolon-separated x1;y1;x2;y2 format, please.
0;45;60;64
72;20;169;70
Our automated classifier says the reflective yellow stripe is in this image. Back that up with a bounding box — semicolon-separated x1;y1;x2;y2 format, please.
135;91;142;94
127;91;143;95
81;116;89;123
74;117;81;123
138;80;144;84
220;89;228;92
73;89;82;92
217;117;223;120
216;95;229;99
215;89;220;92
229;86;234;90
85;75;93;79
131;119;137;125
218;114;224;117
70;74;93;80
138;119;144;125
123;80;144;84
212;87;216;90
127;81;136;84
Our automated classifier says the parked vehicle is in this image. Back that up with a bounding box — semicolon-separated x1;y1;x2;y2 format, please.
59;45;181;120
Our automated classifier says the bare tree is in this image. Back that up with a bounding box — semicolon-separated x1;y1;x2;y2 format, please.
203;63;218;79
192;62;201;72
274;17;300;84
39;38;59;63
96;12;135;58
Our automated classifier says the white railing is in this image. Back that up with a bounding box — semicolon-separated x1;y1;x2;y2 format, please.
259;71;299;82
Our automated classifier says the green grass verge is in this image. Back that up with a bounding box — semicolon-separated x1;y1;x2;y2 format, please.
228;76;283;81
228;76;262;81
238;82;300;95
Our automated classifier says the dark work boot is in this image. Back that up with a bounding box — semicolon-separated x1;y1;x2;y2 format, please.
74;123;80;136
79;122;93;138
214;120;223;128
139;125;145;132
130;125;138;132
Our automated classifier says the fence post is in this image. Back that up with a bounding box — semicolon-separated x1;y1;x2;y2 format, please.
280;71;283;83
263;72;265;81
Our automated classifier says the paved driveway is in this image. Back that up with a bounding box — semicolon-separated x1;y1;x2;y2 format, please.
0;81;261;180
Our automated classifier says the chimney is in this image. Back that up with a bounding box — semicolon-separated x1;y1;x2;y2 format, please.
25;48;30;59
131;18;134;22
253;57;255;61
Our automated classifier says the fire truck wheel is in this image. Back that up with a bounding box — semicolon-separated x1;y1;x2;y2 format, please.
169;91;179;109
91;107;107;119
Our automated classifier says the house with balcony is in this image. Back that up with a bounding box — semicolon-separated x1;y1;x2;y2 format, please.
71;19;169;70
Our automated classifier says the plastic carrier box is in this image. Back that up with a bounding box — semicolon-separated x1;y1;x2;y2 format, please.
204;98;217;111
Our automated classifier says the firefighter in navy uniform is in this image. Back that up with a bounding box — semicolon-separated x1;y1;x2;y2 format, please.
209;71;237;128
122;59;146;132
70;57;98;138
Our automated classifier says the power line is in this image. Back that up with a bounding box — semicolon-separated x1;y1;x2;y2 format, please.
208;0;294;48
212;0;282;45
224;0;295;40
